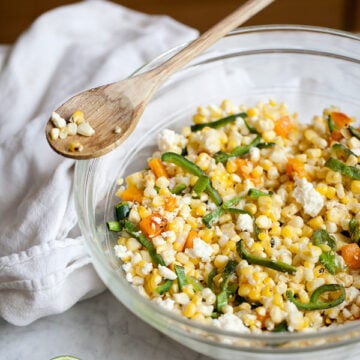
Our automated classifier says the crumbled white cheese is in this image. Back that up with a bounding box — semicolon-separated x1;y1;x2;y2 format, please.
114;245;131;260
236;213;254;232
158;265;177;280
173;293;190;305
292;177;324;217
157;129;187;154
152;297;175;311
185;237;213;262
141;262;153;275
213;313;250;333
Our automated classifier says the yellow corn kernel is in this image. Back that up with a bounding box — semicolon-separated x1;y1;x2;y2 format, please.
68;141;83;152
138;205;150;219
258;232;270;242
173;241;184;252
250;242;264;254
351;180;360;195
261;284;273;297
117;236;127;245
249;288;261;302
214;255;229;268
152;195;164;207
186;217;199;228
270;225;281;236
269;98;277;107
281;225;294;239
182;284;195;299
193;114;207;124
341;196;349;205
316;183;328;196
325;170;342;184
308;216;324;229
244;203;257;215
158;187;170;196
226;159;238;173
224;239;236;252
325;186;336;199
209;105;222;118
220;99;233;111
199;229;214;242
183;302;197;318
272;292;284;308
194;204;207;217
301;225;313;238
247;108;258;117
70;110;85;124
238;284;251;297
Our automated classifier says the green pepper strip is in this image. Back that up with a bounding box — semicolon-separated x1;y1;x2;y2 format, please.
186;275;204;292
161;152;222;206
207;268;218;292
248;188;273;199
236;240;297;274
243;119;259;134
312;229;336;250
115;202;130;221
332;143;356;159
155;279;173;295
327;114;335;133
107;221;122;232
216;260;238;312
325;157;360;180
214;135;262;164
287;284;345;311
193;175;210;195
272;320;288;332
174;265;187;291
202;195;247;229
190;112;247;132
256;142;275;149
124;220;165;266
170;183;187;195
349;218;360;244
349;125;360;140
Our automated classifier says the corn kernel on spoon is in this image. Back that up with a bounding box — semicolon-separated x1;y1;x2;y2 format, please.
46;0;274;159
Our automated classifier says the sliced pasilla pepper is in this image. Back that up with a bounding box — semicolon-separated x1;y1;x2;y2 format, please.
161;152;222;206
170;183;187;195
174;265;187;291
124;220;165;266
327;114;335;133
155;279;173;295
107;221;123;232
325;157;360;180
332;143;356;160
286;284;345;310
247;188;273;199
115;202;130;221
214;135;262;164
349;125;360;140
193;175;210;195
190;112;247;132
349;218;360;244
236;240;297;274
216;260;238;312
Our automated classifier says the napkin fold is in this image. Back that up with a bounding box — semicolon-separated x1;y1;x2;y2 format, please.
0;0;197;326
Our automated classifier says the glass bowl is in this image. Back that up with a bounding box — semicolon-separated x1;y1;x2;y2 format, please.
74;25;360;360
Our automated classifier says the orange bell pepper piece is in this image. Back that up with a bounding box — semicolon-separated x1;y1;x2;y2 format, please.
274;115;294;138
148;158;168;178
341;243;360;269
286;158;308;180
139;213;168;238
331;112;353;128
183;230;198;250
121;186;143;202
164;195;177;212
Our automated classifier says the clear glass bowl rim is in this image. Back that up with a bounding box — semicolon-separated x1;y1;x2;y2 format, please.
75;24;360;350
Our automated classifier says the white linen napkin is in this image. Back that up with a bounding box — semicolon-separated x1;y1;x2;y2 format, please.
0;0;197;326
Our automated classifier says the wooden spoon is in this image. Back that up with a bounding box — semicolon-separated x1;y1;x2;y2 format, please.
46;0;274;159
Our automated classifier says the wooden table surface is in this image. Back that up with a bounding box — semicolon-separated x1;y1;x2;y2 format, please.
0;0;360;44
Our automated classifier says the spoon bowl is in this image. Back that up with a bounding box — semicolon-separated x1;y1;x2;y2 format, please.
46;0;274;159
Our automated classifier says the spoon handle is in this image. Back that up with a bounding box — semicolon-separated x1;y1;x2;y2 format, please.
152;0;275;79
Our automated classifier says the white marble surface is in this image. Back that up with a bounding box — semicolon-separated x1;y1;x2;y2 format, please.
0;290;210;360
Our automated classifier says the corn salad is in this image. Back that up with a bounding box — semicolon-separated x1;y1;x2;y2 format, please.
110;99;360;333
